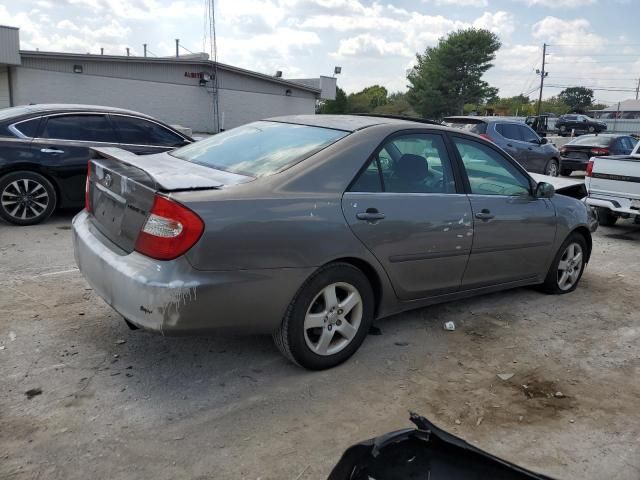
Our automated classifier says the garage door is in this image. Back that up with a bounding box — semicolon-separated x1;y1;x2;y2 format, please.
0;67;10;109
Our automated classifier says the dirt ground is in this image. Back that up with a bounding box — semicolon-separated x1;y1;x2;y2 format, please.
1;210;639;480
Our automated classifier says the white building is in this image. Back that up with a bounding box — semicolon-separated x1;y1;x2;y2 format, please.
0;25;336;133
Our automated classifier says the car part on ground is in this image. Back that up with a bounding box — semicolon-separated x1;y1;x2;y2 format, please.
585;141;640;226
0;104;193;225
73;114;596;369
443;116;560;176
559;134;638;176
328;413;555;480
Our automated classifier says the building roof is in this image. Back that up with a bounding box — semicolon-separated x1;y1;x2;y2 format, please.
599;99;640;112
18;50;322;94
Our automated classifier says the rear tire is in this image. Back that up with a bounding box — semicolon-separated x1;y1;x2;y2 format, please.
273;263;374;370
540;233;587;294
545;159;559;177
596;207;617;226
0;171;57;226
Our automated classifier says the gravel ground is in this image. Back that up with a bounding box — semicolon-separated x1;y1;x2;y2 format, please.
1;210;639;480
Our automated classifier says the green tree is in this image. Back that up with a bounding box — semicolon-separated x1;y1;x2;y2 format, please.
373;92;417;116
347;85;388;113
539;96;571;116
319;87;348;114
407;28;501;119
558;87;594;112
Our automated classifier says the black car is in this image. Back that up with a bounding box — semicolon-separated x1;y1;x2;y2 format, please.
555;114;607;136
0;104;193;225
559;134;638;176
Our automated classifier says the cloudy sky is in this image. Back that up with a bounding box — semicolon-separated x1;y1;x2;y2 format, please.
1;0;639;103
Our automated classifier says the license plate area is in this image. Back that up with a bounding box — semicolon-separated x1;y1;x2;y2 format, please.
567;152;587;160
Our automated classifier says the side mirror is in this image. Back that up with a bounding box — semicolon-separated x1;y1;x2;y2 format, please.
539;137;548;145
535;181;555;198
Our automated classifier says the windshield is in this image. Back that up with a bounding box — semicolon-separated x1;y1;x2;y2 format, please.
171;121;348;177
568;135;611;147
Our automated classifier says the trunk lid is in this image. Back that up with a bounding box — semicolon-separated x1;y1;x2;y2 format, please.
87;147;250;252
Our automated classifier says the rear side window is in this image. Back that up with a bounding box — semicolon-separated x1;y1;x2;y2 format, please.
569;135;610;146
13;118;40;137
112;116;185;147
41;115;117;142
519;125;539;143
172;121;348;177
350;133;456;194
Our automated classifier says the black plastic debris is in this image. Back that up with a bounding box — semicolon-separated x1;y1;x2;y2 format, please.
328;413;555;480
25;388;42;400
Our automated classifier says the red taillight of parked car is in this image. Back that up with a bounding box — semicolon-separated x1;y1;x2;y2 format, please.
586;160;594;177
590;147;609;156
85;161;92;213
134;194;204;261
479;133;493;142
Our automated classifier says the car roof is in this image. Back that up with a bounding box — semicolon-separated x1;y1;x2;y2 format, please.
266;114;448;133
443;116;518;124
0;104;152;120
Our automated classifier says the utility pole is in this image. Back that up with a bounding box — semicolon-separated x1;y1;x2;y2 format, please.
536;43;548;117
636;77;640;100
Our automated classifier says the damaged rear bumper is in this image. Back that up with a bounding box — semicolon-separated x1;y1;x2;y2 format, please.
72;210;313;335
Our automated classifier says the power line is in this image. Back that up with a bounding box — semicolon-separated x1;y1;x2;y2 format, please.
545;84;637;92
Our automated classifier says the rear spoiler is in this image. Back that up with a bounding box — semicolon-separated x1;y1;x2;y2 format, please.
90;147;247;191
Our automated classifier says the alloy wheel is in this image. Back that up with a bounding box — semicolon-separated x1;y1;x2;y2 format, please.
1;179;50;221
303;282;363;356
546;160;559;177
557;242;583;291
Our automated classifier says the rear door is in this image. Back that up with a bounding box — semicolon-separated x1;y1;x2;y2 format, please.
342;131;473;300
110;115;189;155
32;113;120;205
450;135;557;288
494;123;530;167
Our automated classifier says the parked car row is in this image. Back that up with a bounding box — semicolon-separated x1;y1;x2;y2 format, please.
0;104;192;225
559;134;638;176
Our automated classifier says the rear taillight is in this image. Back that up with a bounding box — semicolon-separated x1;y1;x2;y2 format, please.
479;133;493;142
85;161;92;213
590;147;609;156
586;160;594;177
134;195;204;261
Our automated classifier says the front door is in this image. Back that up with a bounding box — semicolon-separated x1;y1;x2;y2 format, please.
450;136;557;289
342;132;473;301
32;113;120;205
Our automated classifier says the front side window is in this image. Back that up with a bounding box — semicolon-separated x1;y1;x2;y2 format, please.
172;121;348;177
496;123;522;141
453;137;531;196
519;125;539;143
112;116;185;147
350;133;456;194
40;114;117;142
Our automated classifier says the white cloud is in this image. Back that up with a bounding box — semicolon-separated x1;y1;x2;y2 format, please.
524;0;595;7
332;33;412;58
427;0;488;6
56;19;80;31
532;16;605;53
473;11;515;36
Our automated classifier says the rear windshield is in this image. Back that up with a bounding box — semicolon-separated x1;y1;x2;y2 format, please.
568;135;611;147
0;106;35;121
171;121;348;177
442;119;487;135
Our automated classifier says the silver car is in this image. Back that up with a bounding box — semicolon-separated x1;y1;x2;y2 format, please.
72;115;597;370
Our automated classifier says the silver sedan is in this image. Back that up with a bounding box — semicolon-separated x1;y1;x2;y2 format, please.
72;115;597;370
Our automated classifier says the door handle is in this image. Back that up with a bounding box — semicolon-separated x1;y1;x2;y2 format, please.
41;148;65;154
356;208;385;222
506;143;513;147
475;209;494;221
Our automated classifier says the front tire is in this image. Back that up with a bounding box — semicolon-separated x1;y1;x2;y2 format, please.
540;233;587;294
596;207;617;226
545;159;559;177
0;171;57;225
273;263;374;370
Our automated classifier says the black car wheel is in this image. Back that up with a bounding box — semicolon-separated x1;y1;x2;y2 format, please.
0;171;57;225
545;159;559;177
540;233;587;294
273;262;374;370
596;207;617;226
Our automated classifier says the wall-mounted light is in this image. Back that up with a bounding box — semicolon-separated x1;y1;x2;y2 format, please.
73;64;83;74
334;66;342;75
285;89;292;96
